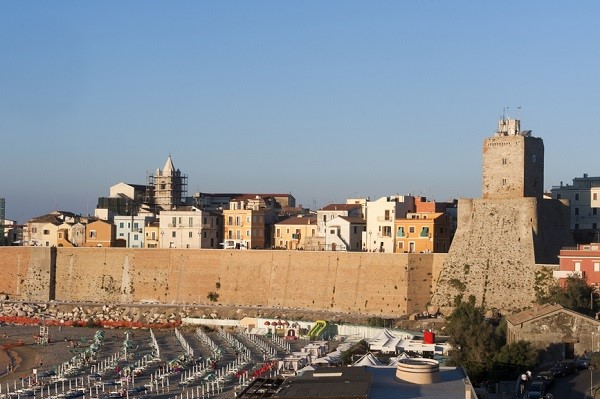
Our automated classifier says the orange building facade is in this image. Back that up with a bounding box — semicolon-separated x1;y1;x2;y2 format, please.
394;212;453;253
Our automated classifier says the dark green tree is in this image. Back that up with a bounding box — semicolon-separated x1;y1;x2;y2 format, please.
444;296;503;383
537;275;597;315
491;340;540;381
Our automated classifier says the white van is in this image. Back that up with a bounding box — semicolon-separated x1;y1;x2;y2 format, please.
219;240;248;250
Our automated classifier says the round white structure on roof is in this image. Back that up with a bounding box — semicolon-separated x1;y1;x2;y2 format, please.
395;358;440;384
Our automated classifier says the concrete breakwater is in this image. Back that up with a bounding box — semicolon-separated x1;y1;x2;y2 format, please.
0;247;446;317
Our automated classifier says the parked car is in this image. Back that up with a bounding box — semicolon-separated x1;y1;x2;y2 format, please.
549;360;577;377
575;354;591;369
527;380;547;395
534;371;554;388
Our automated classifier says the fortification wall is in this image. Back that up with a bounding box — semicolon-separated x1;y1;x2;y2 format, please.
0;248;447;318
0;247;53;301
431;197;568;313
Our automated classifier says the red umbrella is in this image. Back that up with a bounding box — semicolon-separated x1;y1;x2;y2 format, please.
264;321;270;326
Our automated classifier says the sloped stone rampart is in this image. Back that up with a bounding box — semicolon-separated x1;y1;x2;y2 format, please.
431;197;572;313
0;248;447;317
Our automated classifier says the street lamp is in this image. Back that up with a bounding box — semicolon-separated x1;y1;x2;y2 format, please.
592;332;596;399
369;231;372;252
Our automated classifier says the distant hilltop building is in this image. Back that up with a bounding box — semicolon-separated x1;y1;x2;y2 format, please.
431;117;574;312
148;155;187;211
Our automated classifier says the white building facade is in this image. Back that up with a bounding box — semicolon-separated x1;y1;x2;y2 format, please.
324;216;366;251
114;215;155;248
365;195;415;253
159;207;221;249
551;174;600;231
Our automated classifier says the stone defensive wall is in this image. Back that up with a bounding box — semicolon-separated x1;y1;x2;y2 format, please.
0;247;447;317
431;197;571;313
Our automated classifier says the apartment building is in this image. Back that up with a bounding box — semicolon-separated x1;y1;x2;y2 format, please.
274;216;317;250
223;196;269;249
159;206;222;249
324;216;365;251
365;195;415;253
555;243;600;287
114;215;155;248
395;212;453;253
551;174;600;242
84;219;115;247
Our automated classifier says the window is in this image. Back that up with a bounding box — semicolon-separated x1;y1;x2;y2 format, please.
330;229;335;235
574;261;581;272
134;234;139;240
276;229;281;238
397;226;405;237
382;226;392;237
557;194;562;199
203;217;207;224
398;242;404;250
228;216;233;225
172;231;176;238
594;208;598;216
575;208;580;216
43;229;50;235
247;216;251;223
172;217;177;227
119;222;124;228
58;232;63;239
31;227;37;234
420;227;430;237
286;228;290;234
236;216;241;226
189;232;193;238
502;178;507;186
353;226;357;234
119;233;124;237
90;230;97;239
189;217;193;227
203;232;207;238
575;193;580;201
409;226;415;234
595;262;600;272
594;223;597;230
246;230;250;237
595;193;598;201
502;158;507;165
133;223;139;230
384;210;390;221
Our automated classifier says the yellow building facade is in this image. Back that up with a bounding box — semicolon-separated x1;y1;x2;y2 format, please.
274;216;317;250
223;196;268;249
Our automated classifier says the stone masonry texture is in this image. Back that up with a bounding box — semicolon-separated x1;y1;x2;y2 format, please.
0;247;447;318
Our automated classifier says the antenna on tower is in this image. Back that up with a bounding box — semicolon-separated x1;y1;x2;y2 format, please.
516;106;522;120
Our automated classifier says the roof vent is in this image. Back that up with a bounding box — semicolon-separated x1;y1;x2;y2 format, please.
396;358;440;384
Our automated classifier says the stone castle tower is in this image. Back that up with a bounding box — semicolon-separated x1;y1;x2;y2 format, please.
482;118;544;200
431;118;573;313
150;156;187;211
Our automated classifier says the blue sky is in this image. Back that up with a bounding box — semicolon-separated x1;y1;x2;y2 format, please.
2;2;599;223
